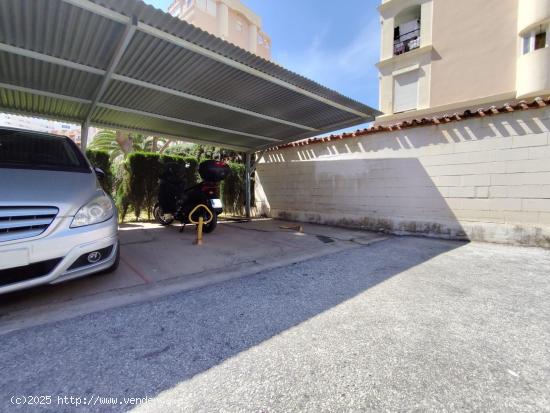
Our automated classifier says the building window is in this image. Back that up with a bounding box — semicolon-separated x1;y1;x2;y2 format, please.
196;0;206;11
236;20;243;32
393;70;419;113
394;6;421;55
206;0;216;16
535;31;547;50
522;26;548;54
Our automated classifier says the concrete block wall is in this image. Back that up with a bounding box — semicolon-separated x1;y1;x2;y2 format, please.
255;107;550;247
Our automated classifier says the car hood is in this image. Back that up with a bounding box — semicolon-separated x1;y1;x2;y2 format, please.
0;168;100;216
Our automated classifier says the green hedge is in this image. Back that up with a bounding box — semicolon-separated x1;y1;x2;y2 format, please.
108;152;247;222
220;162;245;216
86;149;113;194
112;158;130;222
118;152;199;221
167;155;199;188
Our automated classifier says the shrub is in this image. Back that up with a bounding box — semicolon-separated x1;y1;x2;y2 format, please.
123;152;199;220
162;142;194;157
220;162;245;215
85;149;113;194
111;158;130;221
126;152;162;220
106;151;250;221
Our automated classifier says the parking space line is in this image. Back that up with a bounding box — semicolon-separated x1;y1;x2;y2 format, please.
120;254;151;284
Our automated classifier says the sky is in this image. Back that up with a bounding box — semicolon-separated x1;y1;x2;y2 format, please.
143;0;381;111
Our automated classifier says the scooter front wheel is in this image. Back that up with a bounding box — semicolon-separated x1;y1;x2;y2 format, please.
202;212;218;233
154;203;175;226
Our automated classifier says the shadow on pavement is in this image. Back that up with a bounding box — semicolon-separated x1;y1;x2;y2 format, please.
0;236;465;412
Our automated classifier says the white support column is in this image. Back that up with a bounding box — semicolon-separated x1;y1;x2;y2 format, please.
81;121;89;151
248;24;258;54
217;1;229;39
245;152;251;218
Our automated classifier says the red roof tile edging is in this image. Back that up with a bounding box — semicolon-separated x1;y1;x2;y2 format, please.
266;97;549;151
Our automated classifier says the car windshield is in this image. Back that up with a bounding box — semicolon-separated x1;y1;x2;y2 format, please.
0;129;89;172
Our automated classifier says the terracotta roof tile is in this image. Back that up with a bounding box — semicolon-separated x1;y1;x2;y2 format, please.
266;96;550;152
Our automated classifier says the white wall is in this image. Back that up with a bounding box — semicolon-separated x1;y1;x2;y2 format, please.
256;107;550;248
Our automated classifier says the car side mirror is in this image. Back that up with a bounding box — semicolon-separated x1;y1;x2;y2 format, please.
94;167;106;180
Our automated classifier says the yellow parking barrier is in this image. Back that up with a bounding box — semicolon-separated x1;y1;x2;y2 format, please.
188;204;213;245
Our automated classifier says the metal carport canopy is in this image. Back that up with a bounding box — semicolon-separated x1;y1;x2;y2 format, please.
0;0;380;152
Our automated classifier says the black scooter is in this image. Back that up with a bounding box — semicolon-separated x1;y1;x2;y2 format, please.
153;160;230;233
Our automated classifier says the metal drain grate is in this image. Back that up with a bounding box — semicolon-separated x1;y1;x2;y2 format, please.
316;235;335;244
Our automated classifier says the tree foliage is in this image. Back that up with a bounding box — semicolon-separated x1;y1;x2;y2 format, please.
88;130;125;160
88;130;169;160
164;142;243;163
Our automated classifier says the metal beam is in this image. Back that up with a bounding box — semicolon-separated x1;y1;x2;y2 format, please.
245;152;251;218
85;16;138;122
89;122;252;152
0;42;318;132
111;75;318;132
96;103;282;142
0;43;106;76
0;82;280;143
59;0;373;119
80;121;89;149
0;82;92;105
251;115;374;152
0;107;84;126
61;0;129;23
0;83;272;151
0;93;252;151
138;23;372;119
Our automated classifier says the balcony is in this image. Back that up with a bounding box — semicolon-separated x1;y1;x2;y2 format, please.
394;28;420;55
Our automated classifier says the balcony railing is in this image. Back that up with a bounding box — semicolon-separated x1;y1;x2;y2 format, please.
393;28;420;55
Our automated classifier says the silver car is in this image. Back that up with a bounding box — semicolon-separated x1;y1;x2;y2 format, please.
0;127;119;294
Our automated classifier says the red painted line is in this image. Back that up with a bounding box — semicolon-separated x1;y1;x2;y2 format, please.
120;254;151;284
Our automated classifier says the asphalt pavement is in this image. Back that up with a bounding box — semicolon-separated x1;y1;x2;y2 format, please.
1;236;549;412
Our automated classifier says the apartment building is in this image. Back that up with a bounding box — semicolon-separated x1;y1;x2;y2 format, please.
376;0;550;124
167;0;271;60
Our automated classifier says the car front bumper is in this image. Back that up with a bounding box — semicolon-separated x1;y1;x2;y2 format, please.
0;215;118;294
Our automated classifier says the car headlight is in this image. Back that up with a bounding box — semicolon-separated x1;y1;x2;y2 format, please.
71;194;114;228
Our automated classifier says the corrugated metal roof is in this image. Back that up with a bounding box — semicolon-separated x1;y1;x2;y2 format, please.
0;0;380;151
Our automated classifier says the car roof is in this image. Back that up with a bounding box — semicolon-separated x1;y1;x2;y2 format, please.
0;126;72;142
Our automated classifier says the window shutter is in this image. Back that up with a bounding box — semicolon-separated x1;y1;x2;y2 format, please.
393;70;419;113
